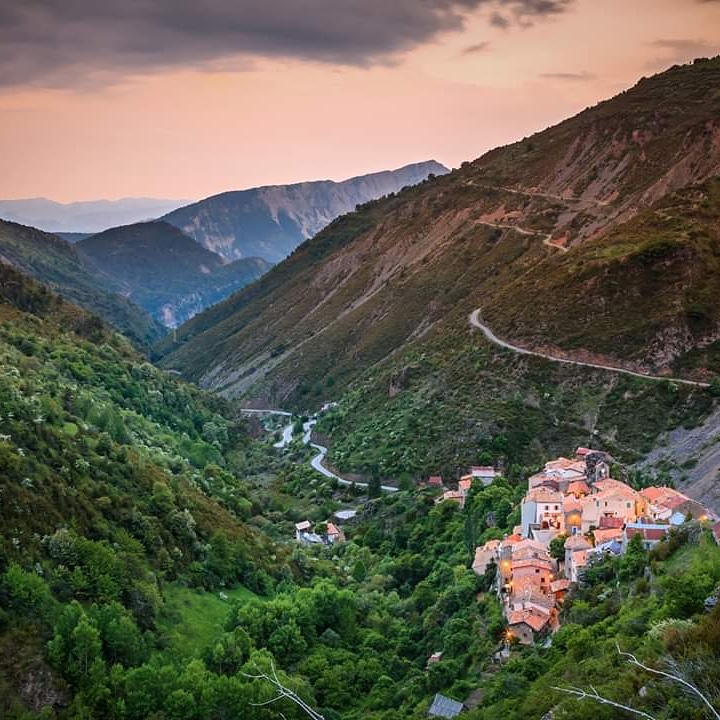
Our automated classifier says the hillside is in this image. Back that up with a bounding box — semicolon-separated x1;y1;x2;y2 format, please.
0;196;186;233
163;160;448;262
77;221;271;326
155;59;720;499
0;264;292;714
0;219;164;349
2;256;719;720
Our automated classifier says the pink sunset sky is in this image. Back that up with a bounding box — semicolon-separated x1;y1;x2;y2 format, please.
1;0;719;203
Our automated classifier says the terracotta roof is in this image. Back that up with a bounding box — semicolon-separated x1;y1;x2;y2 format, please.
565;535;592;550
575;447;593;457
545;457;575;470
427;476;444;486
592;528;623;545
529;472;553;486
640;486;683;503
507;609;550;633
593;479;638;498
511;538;547;553
525;487;564;503
625;523;669;542
512;558;553;571
503;533;523;545
459;478;472;492
598;516;625;529
295;521;312;531
567;480;591;497
550;578;570;593
326;523;342;535
564;497;582;513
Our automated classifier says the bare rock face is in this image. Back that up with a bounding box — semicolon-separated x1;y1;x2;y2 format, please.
389;365;414;397
19;664;69;712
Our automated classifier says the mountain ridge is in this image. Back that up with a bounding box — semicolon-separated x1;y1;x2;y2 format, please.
157;58;720;402
0;218;165;349
162;160;449;262
77;221;271;327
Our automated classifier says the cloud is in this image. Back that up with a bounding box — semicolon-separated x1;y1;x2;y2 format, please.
462;41;492;54
539;71;595;81
489;12;512;28
645;38;718;71
0;0;574;88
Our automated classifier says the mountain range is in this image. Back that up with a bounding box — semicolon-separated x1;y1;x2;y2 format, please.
0;196;187;234
159;58;720;395
162;160;448;262
0;162;446;331
155;57;720;506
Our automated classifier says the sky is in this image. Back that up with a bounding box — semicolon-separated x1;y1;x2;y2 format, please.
1;0;719;203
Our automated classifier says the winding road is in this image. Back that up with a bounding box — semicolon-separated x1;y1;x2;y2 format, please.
468;309;710;388
240;409;398;492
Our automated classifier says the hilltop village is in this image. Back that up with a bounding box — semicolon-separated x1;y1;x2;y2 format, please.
437;449;719;646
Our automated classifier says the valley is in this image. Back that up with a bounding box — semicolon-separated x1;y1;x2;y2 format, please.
2;47;720;720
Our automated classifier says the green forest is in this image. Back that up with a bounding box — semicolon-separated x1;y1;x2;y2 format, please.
1;264;719;720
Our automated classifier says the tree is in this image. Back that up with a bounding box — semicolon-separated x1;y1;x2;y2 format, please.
70;616;103;682
619;533;647;581
554;644;720;720
368;474;382;499
548;534;568;562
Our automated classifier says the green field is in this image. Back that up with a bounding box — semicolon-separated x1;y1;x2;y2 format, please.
158;584;260;658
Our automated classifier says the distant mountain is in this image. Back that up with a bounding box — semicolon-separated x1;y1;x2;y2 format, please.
0;196;188;233
163;160;449;263
77;221;271;327
0;219;164;348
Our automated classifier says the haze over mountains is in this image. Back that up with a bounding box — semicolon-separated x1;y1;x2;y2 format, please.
162;160;448;262
0;162;444;330
0;197;188;234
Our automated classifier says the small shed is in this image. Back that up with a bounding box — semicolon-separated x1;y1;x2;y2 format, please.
428;693;465;718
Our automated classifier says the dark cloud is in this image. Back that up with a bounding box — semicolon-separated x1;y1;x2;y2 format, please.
489;12;512;28
540;71;595;81
0;0;573;88
462;41;491;54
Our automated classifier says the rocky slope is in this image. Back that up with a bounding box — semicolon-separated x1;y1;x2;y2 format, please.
158;58;720;405
162;160;448;262
77;221;270;326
